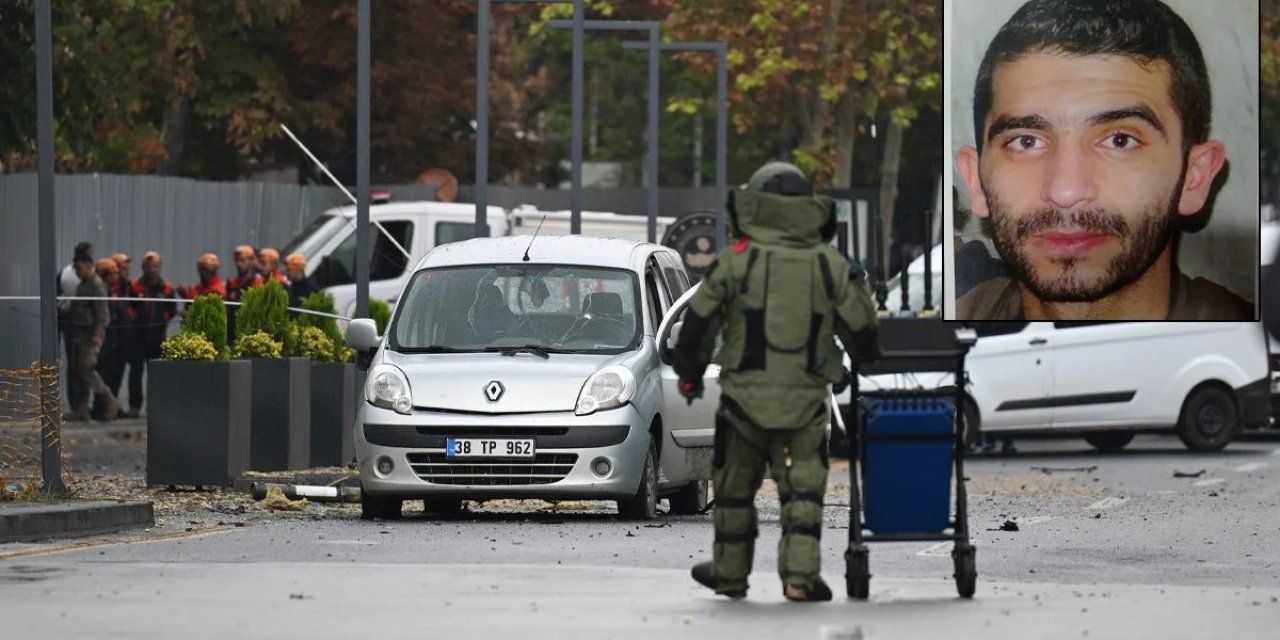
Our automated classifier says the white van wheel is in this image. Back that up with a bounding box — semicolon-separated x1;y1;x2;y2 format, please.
617;440;659;520
1178;386;1238;452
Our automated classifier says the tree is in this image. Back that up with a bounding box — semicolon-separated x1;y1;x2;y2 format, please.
1262;0;1279;205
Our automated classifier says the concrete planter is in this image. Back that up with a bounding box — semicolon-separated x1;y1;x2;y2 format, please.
247;357;311;471
146;359;251;487
310;361;355;468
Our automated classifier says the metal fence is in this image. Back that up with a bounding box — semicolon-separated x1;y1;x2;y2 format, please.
0;173;732;370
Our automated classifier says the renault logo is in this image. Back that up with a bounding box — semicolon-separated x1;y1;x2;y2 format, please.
484;381;504;402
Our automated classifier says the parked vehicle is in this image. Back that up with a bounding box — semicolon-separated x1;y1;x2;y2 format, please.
856;321;1271;452
345;235;713;520
280;197;677;322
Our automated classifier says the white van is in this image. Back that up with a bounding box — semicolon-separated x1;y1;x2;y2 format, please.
279;197;677;319
859;321;1271;452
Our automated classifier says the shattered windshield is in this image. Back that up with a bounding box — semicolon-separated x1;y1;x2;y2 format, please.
388;264;641;354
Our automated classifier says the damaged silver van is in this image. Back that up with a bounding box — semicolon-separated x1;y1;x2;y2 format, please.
345;235;717;520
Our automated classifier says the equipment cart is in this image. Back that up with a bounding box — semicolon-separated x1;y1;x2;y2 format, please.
843;317;979;599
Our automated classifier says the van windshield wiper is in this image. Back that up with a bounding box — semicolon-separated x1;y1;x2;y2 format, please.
482;345;579;359
393;345;474;354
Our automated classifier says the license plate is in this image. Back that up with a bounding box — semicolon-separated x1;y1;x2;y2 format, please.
446;437;536;458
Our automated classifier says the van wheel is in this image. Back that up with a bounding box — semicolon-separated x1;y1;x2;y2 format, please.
617;440;659;520
1178;387;1238;452
361;487;403;520
669;479;709;515
1083;431;1135;452
960;402;981;450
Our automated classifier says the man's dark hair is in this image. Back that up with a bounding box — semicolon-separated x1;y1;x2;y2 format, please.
973;0;1210;155
73;241;92;260
72;253;93;266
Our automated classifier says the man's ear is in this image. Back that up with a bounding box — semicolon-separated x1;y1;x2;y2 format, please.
1176;140;1226;216
956;146;990;218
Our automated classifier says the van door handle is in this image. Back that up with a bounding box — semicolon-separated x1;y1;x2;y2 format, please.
1029;337;1047;346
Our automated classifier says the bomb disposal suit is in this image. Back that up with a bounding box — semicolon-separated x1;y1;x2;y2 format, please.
674;162;880;601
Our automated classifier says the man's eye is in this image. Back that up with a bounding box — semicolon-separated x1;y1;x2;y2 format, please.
1004;135;1043;151
1103;133;1141;150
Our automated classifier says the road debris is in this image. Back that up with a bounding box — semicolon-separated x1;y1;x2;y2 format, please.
259;485;309;512
988;520;1020;532
1030;466;1097;475
1173;470;1206;478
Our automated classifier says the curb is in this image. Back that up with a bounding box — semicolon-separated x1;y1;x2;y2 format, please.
0;501;155;543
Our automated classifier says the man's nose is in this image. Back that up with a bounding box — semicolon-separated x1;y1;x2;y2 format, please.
1040;144;1097;210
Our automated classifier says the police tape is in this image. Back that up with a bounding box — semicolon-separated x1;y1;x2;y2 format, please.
0;296;352;321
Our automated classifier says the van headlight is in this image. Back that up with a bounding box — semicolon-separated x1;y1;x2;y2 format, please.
576;365;636;416
365;364;413;415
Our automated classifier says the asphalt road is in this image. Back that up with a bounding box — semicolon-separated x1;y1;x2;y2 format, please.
3;432;1279;638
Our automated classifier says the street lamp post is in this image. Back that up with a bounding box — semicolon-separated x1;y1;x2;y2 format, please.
473;1;585;237
34;0;64;494
621;41;728;250
546;20;660;243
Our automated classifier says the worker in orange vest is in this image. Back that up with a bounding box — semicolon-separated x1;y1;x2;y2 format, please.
127;252;177;417
179;253;228;300
257;247;289;286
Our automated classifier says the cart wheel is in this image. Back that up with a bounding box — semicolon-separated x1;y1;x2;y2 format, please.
845;545;871;600
953;545;977;599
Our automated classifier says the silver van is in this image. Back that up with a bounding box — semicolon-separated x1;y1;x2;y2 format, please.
345;235;717;520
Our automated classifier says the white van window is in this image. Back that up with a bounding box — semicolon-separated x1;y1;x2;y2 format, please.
436;222;479;247
313;221;414;288
970;321;1029;338
389;264;641;354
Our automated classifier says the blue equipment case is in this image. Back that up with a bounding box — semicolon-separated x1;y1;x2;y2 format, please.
844;317;978;599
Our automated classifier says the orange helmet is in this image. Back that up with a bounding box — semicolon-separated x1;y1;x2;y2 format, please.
234;245;256;260
285;253;307;271
258;247;280;265
197;253;220;270
96;258;119;275
142;251;161;267
111;253;130;267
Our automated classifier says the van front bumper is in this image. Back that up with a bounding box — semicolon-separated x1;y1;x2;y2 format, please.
354;403;649;501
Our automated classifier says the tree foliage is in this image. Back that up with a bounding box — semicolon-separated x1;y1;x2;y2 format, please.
654;0;940;187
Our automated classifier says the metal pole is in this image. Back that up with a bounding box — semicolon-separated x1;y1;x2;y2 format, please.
570;1;584;234
714;44;727;251
474;0;491;239
356;0;370;320
35;0;64;494
549;20;661;243
647;28;659;244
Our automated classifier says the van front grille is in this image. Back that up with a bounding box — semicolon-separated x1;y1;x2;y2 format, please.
405;452;578;485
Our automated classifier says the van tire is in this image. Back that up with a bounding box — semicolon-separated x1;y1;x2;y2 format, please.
617;440;659;520
1178;386;1238;452
669;479;709;515
1083;431;1135;452
361;488;403;520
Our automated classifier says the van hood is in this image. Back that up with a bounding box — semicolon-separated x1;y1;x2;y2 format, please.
380;350;630;414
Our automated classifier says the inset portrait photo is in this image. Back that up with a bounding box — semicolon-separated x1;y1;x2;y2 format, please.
944;0;1260;321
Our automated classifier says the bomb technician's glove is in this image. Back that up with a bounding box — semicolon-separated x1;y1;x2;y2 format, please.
678;378;704;405
832;366;852;395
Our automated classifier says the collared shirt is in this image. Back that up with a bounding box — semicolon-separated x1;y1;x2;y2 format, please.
956;270;1255;321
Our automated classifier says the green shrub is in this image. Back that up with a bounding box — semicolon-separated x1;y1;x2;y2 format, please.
160;332;219;361
369;298;392;336
182;294;227;355
297;292;351;362
235;280;290;344
296;326;337;361
232;331;283;359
